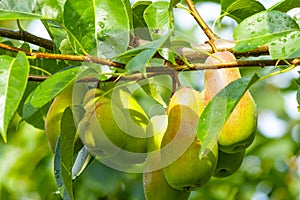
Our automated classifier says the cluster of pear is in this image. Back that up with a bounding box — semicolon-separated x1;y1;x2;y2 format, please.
44;51;257;200
146;51;257;199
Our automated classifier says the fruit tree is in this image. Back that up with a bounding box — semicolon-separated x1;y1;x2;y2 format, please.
0;0;299;199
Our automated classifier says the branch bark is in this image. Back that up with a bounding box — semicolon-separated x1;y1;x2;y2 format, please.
0;27;54;50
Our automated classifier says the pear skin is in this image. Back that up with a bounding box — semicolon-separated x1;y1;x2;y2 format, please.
213;149;245;178
204;51;257;153
78;97;125;158
78;89;149;164
161;87;218;192
143;115;190;200
45;84;74;152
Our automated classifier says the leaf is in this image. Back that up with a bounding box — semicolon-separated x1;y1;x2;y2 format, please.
297;73;300;111
233;10;299;52
22;66;80;120
220;0;265;23
287;7;300;26
269;30;300;59
72;146;93;180
197;74;260;157
297;86;300;112
0;52;29;142
170;0;180;8
43;20;68;51
63;0;131;57
60;107;77;200
140;78;167;107
53;137;72;200
125;30;173;73
269;0;300;13
158;48;177;65
0;0;64;20
17;82;49;130
144;1;169;40
132;1;152;40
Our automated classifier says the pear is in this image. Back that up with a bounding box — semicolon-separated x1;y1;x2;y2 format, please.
78;88;149;164
161;87;218;192
143;115;190;200
204;51;257;153
45;84;75;152
213;149;245;178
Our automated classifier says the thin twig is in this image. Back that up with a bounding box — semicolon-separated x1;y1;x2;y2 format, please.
175;58;300;70
0;43;124;68
27;58;300;82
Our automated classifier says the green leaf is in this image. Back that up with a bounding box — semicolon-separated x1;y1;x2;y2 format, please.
233;10;299;52
22;66;80;120
220;0;265;23
72;146;93;180
0;11;43;20
0;52;29;142
297;86;300;105
60;107;77;200
297;73;300;111
43;20;68;51
170;0;181;7
269;30;300;59
132;1;152;40
63;0;131;57
0;0;64;20
269;0;300;13
17;82;50;130
125;31;173;73
197;74;260;157
144;1;169;40
140;78;167;107
53;137;72;200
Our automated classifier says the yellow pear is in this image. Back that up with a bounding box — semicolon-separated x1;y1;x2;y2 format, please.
161;87;218;192
204;51;257;153
143;115;190;200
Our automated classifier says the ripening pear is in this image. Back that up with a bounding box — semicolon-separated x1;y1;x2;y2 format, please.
213;149;245;178
143;115;190;200
45;84;73;152
161;87;218;192
203;51;257;153
78;88;149;163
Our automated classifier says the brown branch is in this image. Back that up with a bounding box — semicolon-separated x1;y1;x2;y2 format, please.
0;43;125;68
174;59;300;70
27;58;300;82
0;27;54;50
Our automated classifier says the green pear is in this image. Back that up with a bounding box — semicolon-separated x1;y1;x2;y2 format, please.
204;51;257;153
161;87;218;192
143;115;190;200
213;149;245;178
78;88;149;163
45;84;74;152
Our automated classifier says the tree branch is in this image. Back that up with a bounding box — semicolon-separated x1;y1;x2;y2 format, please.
0;43;124;68
27;58;300;83
0;27;54;50
185;0;219;42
